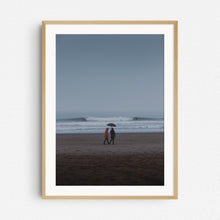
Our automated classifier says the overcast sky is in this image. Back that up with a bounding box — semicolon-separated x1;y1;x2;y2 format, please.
56;34;164;116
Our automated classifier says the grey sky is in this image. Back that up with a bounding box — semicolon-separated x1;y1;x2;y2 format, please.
56;34;164;115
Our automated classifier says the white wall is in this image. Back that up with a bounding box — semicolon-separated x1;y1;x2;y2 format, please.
0;0;220;219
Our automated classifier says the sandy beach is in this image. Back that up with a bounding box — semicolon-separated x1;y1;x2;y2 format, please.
56;132;164;185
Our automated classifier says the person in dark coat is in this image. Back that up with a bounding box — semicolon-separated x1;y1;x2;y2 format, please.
110;128;116;144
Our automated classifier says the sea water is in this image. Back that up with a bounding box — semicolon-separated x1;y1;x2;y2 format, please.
56;112;164;134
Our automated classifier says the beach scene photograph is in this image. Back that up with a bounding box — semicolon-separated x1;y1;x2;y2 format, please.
56;34;164;185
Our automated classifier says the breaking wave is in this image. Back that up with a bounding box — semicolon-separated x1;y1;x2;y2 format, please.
56;115;164;134
58;116;163;122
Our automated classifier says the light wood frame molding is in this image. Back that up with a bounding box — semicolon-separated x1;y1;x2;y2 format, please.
42;20;178;199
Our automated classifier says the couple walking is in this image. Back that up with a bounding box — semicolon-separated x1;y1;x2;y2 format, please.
104;128;116;145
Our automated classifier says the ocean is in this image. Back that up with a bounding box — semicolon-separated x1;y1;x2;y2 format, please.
56;112;164;134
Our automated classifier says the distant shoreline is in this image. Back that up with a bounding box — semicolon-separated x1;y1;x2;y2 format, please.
56;116;164;121
56;115;164;134
56;131;164;135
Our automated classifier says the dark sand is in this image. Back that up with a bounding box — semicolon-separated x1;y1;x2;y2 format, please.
56;133;164;185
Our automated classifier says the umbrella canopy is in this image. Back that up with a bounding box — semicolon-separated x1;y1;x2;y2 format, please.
107;123;116;127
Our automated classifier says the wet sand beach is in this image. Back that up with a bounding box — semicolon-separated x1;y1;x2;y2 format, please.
56;132;164;185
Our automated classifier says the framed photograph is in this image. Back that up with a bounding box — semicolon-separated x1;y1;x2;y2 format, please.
42;21;178;199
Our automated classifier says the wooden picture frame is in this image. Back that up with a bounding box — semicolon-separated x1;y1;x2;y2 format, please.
42;21;178;199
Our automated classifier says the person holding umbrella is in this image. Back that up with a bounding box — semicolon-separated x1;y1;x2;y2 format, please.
110;128;116;145
107;123;116;145
103;128;110;145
